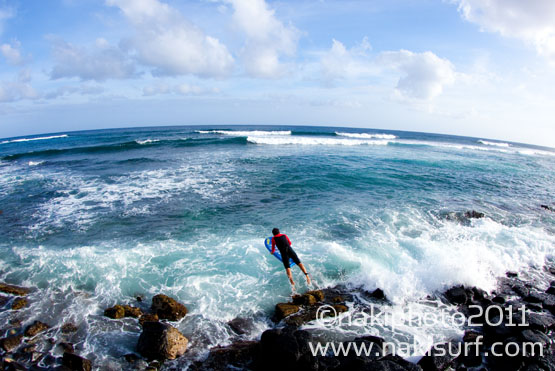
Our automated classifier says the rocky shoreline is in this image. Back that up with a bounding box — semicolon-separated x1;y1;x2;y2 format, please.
2;262;555;370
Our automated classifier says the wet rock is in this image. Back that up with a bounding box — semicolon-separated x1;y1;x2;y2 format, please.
507;271;519;278
333;304;348;313
61;322;78;334
492;295;506;304
306;290;325;301
464;210;484;219
0;283;30;296
275;303;300;321
370;288;386;300
541;205;554;212
137;321;188;360
104;305;125;319
62;352;92;371
546;286;555;295
11;297;27;310
444;286;467;305
24;321;49;337
292;293;317;306
57;342;74;353
122;305;143;318
139;313;159;326
257;328;317;371
370;354;422;370
1;335;22;352
21;344;36;353
228;317;255;335
418;342;458;371
0;295;9;307
191;340;258;370
151;294;188;321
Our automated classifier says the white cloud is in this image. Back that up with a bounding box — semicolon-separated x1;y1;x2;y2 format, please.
226;0;300;78
321;37;373;81
1;40;24;65
378;50;455;100
455;0;555;61
0;69;39;102
44;84;105;99
107;0;233;77
142;83;219;96
49;37;136;81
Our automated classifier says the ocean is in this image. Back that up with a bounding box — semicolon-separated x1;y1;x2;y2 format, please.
0;125;554;368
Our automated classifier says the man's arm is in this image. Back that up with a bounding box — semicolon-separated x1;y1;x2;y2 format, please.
286;234;292;246
271;237;276;254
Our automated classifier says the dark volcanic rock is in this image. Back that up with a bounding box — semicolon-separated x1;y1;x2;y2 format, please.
257;328;317;371
104;305;125;319
62;352;92;371
418;342;458;371
369;354;422;370
191;340;258;370
275;303;301;321
11;297;27;310
0;295;9;307
24;321;49;337
228;317;255;335
444;286;468;305
139;313;159;326
0;282;30;296
292;293;317;306
122;305;143;318
137;321;188;360
541;204;554;212
0;335;22;352
61;322;78;334
151;294;188;321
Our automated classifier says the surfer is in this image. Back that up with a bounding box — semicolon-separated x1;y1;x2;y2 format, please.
270;228;311;288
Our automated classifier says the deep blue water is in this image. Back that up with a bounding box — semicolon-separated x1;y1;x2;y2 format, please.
0;125;554;367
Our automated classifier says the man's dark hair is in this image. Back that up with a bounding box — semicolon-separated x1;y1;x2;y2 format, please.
272;228;280;236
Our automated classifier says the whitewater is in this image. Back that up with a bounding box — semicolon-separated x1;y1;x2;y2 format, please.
0;125;554;369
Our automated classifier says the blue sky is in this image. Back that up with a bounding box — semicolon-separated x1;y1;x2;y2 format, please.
1;0;554;147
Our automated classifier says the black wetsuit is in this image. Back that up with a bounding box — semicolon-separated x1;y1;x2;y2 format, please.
272;233;301;269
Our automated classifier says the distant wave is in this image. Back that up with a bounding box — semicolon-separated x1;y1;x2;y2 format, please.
336;132;397;139
28;161;44;166
247;136;391;146
135;139;160;145
2;137;248;161
477;140;510;147
196;130;291;136
1;134;68;144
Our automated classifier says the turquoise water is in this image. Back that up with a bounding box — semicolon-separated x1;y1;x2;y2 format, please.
0;126;554;367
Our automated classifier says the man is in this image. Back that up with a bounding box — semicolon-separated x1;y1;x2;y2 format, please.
271;228;311;289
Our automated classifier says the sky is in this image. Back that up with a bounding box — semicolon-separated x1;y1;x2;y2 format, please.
0;0;554;147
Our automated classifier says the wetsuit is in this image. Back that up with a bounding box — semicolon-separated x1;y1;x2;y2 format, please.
271;233;301;269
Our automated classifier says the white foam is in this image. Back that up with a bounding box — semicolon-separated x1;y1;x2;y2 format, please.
1;134;68;144
336;132;397;139
196;130;291;136
478;139;510;147
28;161;44;166
247;136;391;146
135;139;160;145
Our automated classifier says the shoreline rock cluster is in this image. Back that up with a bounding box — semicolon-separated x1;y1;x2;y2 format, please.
2;262;555;370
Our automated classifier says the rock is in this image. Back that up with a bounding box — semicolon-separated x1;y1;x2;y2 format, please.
137;321;188;360
541;205;554;212
333;304;348;313
464;210;484;219
306;290;325;301
332;295;344;303
0;283;30;296
445;286;467;305
24;321;49;337
0;335;22;352
61;322;79;334
11;297;28;310
370;354;422;370
0;295;9;307
275;303;300;321
62;352;92;371
371;288;386;300
418;342;458;371
292;293;317;306
506;271;519;278
257;328;317;370
151;294;188;321
104;305;125;319
123;305;143;318
21;344;37;353
492;295;506;304
139;313;159;326
228;317;254;335
58;342;74;353
191;341;258;370
546;286;555;295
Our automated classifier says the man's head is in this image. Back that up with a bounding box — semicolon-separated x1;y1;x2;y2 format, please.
272;228;280;236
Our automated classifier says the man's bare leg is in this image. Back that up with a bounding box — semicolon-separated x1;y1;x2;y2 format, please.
286;268;295;288
298;263;311;285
